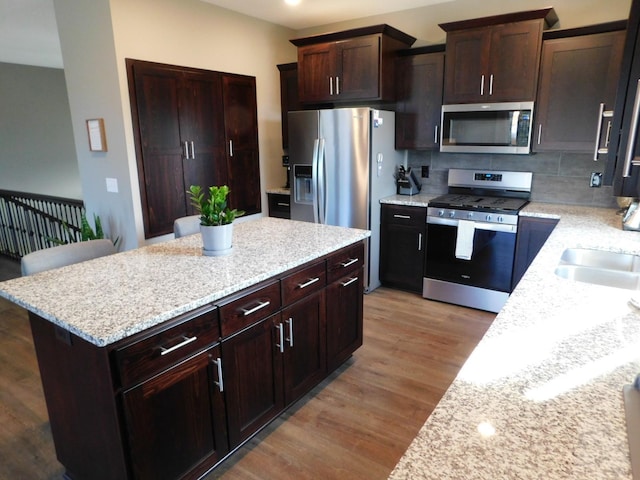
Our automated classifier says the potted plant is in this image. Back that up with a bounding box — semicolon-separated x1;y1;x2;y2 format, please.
188;185;244;256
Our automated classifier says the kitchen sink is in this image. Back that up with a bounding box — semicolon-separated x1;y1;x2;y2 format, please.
559;248;640;272
555;248;640;290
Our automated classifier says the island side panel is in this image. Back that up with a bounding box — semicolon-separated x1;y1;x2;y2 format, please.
29;313;128;480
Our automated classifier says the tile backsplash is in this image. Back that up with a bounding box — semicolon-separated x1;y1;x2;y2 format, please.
407;150;619;209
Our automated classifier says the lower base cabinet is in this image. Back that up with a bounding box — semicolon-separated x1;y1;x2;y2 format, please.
121;346;229;480
380;204;427;293
28;241;364;480
512;216;559;289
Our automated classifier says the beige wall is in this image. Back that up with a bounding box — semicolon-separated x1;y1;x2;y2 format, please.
296;0;632;44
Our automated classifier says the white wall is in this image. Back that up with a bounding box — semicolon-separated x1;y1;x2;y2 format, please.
0;62;81;198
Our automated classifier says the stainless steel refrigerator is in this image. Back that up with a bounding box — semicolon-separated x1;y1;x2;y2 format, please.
288;107;401;292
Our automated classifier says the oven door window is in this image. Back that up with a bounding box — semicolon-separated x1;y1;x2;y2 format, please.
425;223;516;292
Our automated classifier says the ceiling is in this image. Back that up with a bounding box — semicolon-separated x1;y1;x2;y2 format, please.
0;0;454;69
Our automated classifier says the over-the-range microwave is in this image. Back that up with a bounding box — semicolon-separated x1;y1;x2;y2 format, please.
440;101;534;154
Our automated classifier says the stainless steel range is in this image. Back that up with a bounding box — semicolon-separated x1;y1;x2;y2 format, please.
423;169;533;313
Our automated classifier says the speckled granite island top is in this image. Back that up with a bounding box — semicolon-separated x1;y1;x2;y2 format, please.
389;203;640;479
0;217;369;347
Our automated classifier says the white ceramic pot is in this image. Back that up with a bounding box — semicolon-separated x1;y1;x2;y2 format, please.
200;223;233;256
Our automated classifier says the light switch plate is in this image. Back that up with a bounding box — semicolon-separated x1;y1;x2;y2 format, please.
106;177;119;193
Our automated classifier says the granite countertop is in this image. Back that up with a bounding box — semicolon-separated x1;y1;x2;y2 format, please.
266;187;290;195
0;217;369;347
388;202;640;479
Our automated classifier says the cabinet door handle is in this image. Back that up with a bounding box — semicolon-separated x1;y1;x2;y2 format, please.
336;76;340;95
624;79;640;177
241;300;271;316
340;258;358;268
285;317;294;347
183;141;189;159
298;277;320;289
418;233;423;251
489;74;494;96
480;74;485;96
329;77;333;96
212;357;224;392
229;139;233;157
159;335;197;356
276;322;284;353
537;124;543;145
434;125;439;144
190;141;195;160
340;276;358;287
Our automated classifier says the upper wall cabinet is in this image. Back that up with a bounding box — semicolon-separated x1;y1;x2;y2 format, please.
127;59;261;239
534;23;626;153
291;25;415;105
277;63;300;150
395;46;445;150
440;8;558;104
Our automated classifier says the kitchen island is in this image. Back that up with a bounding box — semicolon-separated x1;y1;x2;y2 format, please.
0;217;369;480
388;203;640;479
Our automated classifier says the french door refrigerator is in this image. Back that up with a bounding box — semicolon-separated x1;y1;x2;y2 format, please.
288;108;401;292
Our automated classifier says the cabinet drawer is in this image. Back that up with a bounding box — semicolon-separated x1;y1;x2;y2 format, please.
114;306;220;388
281;260;326;306
381;204;427;226
268;193;291;219
327;242;364;283
219;281;281;338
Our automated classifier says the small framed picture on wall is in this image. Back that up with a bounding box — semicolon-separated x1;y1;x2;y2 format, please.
86;118;107;152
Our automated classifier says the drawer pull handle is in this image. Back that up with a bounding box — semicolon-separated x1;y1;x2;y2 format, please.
276;323;285;353
285;317;294;347
298;277;320;289
212;357;224;392
277;202;290;207
340;258;358;268
340;276;358;287
241;300;271;316
393;214;411;219
159;335;197;356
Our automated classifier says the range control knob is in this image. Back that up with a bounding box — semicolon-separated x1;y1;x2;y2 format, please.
486;214;492;222
438;209;445;217
467;212;473;219
497;215;504;223
449;211;456;218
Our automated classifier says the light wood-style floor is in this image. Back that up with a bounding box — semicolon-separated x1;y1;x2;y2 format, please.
0;286;494;480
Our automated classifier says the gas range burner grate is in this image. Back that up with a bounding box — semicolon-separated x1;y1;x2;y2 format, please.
429;193;529;213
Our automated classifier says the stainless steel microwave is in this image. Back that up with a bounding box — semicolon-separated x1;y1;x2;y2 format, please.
440;101;534;154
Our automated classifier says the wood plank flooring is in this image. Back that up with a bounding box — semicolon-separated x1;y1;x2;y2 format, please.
0;287;494;480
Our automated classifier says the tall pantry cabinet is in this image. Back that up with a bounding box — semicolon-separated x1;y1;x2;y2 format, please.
126;59;261;238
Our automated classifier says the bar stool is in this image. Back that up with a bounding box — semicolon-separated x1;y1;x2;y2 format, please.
21;239;116;276
173;215;201;238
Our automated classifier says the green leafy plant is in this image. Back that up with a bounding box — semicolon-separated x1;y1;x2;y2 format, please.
188;185;245;226
50;213;119;247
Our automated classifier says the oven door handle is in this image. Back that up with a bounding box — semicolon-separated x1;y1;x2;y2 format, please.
427;216;517;233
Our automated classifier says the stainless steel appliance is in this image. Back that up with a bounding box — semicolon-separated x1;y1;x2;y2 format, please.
423;169;533;313
440;102;534;154
288;108;401;292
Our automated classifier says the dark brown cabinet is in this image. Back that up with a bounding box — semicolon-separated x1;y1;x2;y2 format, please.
395;47;445;150
512;216;558;290
267;192;291;219
127;60;261;238
121;346;228;480
291;25;415;105
325;243;364;372
380;204;427;293
440;9;557;104
221;74;261;216
534;24;626;152
277;62;300;149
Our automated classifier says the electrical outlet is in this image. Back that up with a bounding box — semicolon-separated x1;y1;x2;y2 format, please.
421;165;429;178
590;172;602;188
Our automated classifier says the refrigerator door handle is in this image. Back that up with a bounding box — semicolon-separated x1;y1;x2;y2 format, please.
317;138;327;224
311;138;320;223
